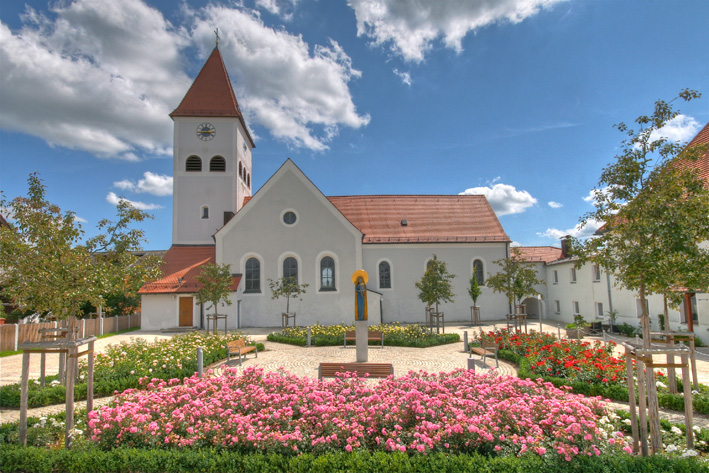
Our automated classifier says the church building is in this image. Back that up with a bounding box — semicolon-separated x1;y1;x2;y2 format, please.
139;46;512;330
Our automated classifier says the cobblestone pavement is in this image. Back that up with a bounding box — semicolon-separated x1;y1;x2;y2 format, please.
1;321;708;430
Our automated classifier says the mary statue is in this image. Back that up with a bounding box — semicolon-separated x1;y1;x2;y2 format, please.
352;270;369;321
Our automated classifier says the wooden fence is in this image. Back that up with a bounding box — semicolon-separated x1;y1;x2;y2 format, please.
0;314;141;352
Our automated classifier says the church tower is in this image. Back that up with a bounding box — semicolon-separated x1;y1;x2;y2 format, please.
170;45;255;245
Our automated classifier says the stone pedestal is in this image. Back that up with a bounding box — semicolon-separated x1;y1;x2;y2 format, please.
355;320;368;362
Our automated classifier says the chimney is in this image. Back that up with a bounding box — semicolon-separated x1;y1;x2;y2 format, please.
560;235;572;259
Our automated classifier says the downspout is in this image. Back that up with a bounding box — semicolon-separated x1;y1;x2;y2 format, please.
606;271;614;331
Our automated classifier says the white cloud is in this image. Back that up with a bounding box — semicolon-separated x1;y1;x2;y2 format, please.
393;68;412;86
106;192;163;211
255;0;299;20
510;241;522;247
548;201;563;208
0;0;190;160
348;0;567;62
459;183;537;216
538;218;603;241
1;0;368;158
114;172;173;196
648;114;701;144
191;5;370;151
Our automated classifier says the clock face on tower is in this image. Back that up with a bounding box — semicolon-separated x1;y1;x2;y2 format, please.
196;123;215;141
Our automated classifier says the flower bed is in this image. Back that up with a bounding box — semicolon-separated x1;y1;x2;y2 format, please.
89;367;630;460
477;329;709;415
0;332;263;409
267;322;460;347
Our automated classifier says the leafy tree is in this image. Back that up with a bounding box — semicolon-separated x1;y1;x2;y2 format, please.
195;263;234;317
0;173;162;328
268;277;309;314
415;255;455;314
485;248;544;310
468;266;482;307
572;89;709;343
571;89;709;454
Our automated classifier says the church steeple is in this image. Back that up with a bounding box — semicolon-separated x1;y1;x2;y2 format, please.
171;47;254;147
170;43;255;246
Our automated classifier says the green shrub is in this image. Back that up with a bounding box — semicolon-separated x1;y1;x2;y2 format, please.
267;322;460;348
0;446;707;473
616;322;637;337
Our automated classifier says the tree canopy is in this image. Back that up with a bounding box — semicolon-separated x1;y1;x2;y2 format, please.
195;263;234;316
468;263;482;307
0;173;163;320
415;255;455;313
571;89;709;342
485;248;544;309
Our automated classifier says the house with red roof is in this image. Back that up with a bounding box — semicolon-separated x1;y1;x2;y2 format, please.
140;46;511;330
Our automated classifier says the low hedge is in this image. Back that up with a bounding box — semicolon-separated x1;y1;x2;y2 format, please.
499;349;709;415
1;445;706;473
0;342;264;409
267;332;460;347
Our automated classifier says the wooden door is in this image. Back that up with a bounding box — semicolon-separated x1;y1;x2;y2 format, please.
179;297;193;327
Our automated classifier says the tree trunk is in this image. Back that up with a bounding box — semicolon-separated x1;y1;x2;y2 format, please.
640;283;663;454
286;295;290;314
664;295;677;393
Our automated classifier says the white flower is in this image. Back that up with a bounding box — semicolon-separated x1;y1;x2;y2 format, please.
693;425;701;433
50;380;60;386
666;444;678;453
681;449;698;457
33;380;40;385
656;381;667;389
692;390;700;395
623;419;632;425
671;426;683;435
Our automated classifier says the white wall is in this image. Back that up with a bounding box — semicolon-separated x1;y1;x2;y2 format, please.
362;243;510;323
141;294;179;331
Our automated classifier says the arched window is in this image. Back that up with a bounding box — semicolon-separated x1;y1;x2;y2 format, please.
283;257;298;284
244;258;260;293
247;173;251;188
201;206;209;219
473;259;484;284
239;161;243;178
320;257;335;291
210;156;226;172
379;261;391;289
186;156;202;172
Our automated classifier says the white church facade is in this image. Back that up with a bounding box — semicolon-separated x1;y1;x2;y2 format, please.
140;46;512;330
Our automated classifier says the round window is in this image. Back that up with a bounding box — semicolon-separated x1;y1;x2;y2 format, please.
283;211;297;225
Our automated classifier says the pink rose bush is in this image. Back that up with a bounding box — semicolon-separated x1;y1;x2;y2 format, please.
88;367;629;460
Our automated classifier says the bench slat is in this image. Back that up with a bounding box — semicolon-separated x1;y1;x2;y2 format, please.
318;362;393;379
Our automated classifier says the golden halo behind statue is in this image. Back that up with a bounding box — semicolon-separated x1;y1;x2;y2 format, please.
351;269;369;285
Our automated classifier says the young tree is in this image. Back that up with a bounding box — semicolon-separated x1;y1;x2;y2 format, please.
485;248;544;310
195;263;234;317
468;267;482;308
571;89;709;454
268;277;309;314
0;173;162;329
415;255;455;314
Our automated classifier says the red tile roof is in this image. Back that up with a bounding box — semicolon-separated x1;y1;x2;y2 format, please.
685;121;709;184
170;47;255;147
515;246;563;264
327;195;510;243
138;245;240;294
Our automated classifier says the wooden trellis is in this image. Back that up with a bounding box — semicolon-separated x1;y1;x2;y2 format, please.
623;338;694;456
19;334;96;449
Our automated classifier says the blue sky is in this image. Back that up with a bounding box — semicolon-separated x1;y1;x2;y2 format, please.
1;0;708;251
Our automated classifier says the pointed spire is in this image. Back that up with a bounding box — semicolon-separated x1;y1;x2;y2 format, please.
170;46;255;146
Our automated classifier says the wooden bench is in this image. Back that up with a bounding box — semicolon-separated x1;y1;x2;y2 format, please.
469;340;499;367
343;330;384;348
318;362;393;379
225;339;258;365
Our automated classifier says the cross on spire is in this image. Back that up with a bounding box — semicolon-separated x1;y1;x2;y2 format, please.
214;28;220;48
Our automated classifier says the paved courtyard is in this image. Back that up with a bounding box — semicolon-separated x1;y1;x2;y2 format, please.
1;320;709;429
